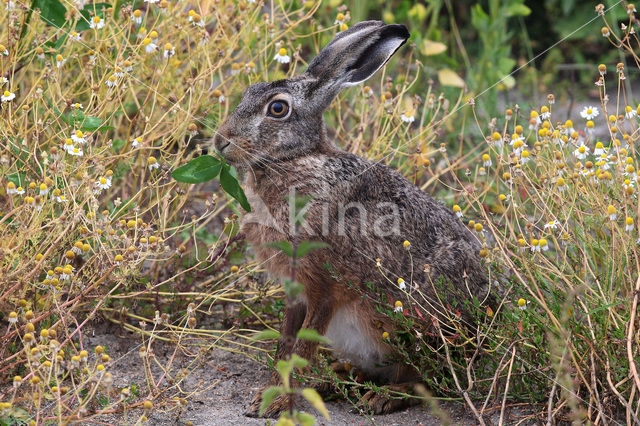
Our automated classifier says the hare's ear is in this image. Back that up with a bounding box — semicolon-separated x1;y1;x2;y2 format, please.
305;21;409;90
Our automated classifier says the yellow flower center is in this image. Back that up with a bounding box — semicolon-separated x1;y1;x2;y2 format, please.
278;48;287;56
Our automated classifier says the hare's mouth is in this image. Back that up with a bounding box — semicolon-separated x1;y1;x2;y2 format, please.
217;140;231;152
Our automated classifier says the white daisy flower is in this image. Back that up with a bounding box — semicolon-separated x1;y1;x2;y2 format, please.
626;217;634;232
0;77;7;85
163;43;175;58
593;142;606;156
273;48;290;64
131;10;143;24
517;298;529;310
106;75;118;88
482;154;492;167
580;106;599;120
573;144;589;160
55;54;66;68
393;301;403;313
96;177;111;190
54;194;66;203
626;106;637;119
69;147;84;156
71;130;86;144
143;38;157;53
5;0;16;11
0;45;7;56
70;31;81;42
400;111;415;123
15;186;25;195
1;90;15;102
397;278;406;290
89;16;104;29
544;221;557;230
63;138;74;153
131;137;142;148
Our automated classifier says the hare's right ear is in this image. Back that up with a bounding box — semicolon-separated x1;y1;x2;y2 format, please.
304;21;409;108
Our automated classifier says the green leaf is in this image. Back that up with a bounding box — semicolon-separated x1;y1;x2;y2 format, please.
289;354;308;369
296;328;331;344
259;386;285;416
172;155;221;184
220;164;251;212
111;139;126;153
276;359;294;388
264;241;293;257
76;3;111;31
506;3;531;17
283;279;304;299
295;241;329;258
34;0;67;28
253;329;281;341
294;411;316;426
7;173;27;187
301;388;330;420
55;108;114;132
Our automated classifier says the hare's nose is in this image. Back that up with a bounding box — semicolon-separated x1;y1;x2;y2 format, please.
214;131;231;153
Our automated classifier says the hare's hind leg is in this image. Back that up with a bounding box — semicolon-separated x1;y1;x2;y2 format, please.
245;300;306;418
358;382;422;415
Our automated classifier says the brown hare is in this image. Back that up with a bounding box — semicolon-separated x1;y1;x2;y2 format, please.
214;21;491;417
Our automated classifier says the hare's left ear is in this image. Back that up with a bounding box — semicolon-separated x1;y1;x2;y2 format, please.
303;21;409;106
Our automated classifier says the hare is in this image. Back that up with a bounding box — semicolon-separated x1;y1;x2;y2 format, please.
214;21;491;417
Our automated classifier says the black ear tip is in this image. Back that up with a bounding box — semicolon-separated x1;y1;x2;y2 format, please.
383;24;410;41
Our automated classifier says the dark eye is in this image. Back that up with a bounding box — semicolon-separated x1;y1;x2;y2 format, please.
267;100;289;118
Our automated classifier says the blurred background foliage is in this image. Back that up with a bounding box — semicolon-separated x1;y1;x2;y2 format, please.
309;0;632;116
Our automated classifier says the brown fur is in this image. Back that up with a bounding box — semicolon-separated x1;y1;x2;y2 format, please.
213;21;491;417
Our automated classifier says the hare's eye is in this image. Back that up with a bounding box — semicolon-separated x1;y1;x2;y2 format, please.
267;100;289;118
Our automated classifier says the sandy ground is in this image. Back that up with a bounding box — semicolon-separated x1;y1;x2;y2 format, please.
81;322;485;426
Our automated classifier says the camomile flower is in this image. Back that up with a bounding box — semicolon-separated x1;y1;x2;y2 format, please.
491;132;503;149
540;106;550;120
39;183;48;196
70;31;81;42
539;238;549;251
520;150;531;164
334;12;346;26
626;105;637;119
397;278;406;290
573;144;589;160
0;44;7;55
273;48;290;64
96;177;111;190
626;217;635;232
482;153;492;167
400;109;415;123
607;205;617;221
131;10;143;24
393;300;403;313
15;186;25;195
55;54;65;68
517;298;529;311
131;136;142;148
148;156;159;170
452;204;463;218
113;66;124;77
1;90;15;102
212;89;225;103
6;182;16;194
69;147;84;157
0;77;7;85
530;239;540;252
593;141;606;156
71;130;86;144
580;106;599;120
163;42;175;58
544;220;558;230
72;102;83;109
90;16;105;29
105;75;118;88
63;138;74;153
142;38;157;53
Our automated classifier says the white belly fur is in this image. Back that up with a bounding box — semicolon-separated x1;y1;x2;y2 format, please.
324;305;387;375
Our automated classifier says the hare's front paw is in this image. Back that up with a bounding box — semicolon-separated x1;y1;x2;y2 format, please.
244;389;291;418
358;384;420;415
